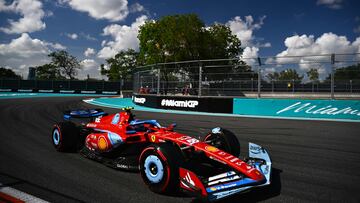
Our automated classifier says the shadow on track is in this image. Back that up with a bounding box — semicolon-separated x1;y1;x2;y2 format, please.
0;172;85;203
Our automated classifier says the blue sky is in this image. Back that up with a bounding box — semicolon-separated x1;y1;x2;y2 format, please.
0;0;359;79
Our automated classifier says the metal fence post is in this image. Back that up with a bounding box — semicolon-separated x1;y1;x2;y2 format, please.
331;53;335;99
350;80;352;93
257;57;262;98
271;79;274;92
198;61;202;97
292;79;295;93
120;79;123;97
312;81;314;92
157;66;160;95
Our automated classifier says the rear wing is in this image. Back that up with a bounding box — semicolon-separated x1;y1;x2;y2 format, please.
63;109;107;120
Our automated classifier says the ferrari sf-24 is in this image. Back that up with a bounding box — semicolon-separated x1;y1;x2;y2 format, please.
51;107;271;201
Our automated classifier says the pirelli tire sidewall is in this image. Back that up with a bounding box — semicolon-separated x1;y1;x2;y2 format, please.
52;121;79;152
139;143;181;194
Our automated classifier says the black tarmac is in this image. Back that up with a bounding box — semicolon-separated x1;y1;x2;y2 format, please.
0;97;359;203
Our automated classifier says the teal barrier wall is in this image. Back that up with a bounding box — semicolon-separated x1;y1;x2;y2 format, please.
233;98;360;121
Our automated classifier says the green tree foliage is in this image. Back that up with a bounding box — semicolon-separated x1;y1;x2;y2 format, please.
0;67;21;79
35;64;64;80
267;69;304;82
138;14;242;63
137;14;245;93
48;51;81;79
100;49;138;81
326;63;360;81
306;68;319;82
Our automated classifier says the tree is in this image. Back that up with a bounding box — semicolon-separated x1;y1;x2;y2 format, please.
36;64;64;80
306;68;319;82
0;67;21;79
138;14;242;64
267;69;303;82
100;49;138;81
48;51;81;79
326;63;360;81
137;14;244;94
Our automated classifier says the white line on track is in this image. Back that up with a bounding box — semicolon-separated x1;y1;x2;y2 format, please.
0;183;49;203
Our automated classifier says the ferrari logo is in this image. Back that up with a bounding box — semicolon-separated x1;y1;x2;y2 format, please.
151;135;156;142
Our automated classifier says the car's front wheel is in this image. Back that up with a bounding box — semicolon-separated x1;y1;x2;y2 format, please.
202;127;240;157
139;143;181;193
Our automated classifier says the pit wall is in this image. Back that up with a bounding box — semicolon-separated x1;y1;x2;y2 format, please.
132;94;360;121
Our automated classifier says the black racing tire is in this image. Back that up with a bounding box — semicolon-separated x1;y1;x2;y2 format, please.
139;143;182;194
52;121;79;152
202;128;240;157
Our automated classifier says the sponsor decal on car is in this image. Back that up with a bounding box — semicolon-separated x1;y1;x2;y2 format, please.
87;123;97;127
249;145;262;154
205;146;219;152
177;136;199;145
161;99;199;108
181;172;195;189
97;136;108;151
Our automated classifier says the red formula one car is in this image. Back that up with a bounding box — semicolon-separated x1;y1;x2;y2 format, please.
51;107;271;201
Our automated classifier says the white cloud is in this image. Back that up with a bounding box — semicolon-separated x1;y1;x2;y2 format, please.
79;59;102;79
66;33;78;40
97;15;148;59
130;3;144;13
227;15;269;48
0;33;65;77
227;15;270;62
63;0;137;22
45;42;66;50
316;0;343;9
80;33;97;41
272;33;360;77
84;48;95;57
0;0;46;34
241;47;259;65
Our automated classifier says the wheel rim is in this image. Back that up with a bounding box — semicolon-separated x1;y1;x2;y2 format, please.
144;155;164;183
53;128;60;145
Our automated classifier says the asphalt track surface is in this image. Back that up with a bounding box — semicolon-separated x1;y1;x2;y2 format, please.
0;97;360;203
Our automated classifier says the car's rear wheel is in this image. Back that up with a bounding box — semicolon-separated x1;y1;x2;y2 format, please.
202;127;240;157
52;122;79;152
139;143;182;193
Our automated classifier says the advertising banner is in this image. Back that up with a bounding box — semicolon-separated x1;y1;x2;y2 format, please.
233;98;360;121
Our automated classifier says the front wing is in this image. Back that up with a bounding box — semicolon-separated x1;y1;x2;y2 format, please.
179;142;272;201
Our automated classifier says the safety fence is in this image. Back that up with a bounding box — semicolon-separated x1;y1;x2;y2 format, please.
0;79;132;95
133;53;360;98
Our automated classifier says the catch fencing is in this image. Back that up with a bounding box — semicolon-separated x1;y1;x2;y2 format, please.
133;53;360;98
0;79;133;94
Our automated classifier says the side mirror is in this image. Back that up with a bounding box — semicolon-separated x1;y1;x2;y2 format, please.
167;123;177;131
